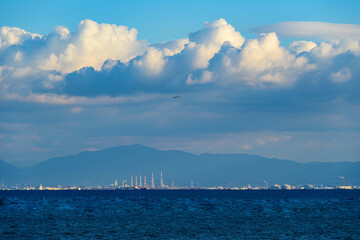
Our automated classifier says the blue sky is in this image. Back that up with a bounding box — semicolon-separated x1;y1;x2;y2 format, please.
1;0;360;42
0;0;359;166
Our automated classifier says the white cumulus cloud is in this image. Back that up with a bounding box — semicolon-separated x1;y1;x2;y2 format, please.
152;38;189;57
189;18;244;48
133;47;166;76
1;20;147;74
288;41;317;55
0;26;41;49
202;32;315;87
0;19;359;101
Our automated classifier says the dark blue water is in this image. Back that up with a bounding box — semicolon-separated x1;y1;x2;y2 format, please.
1;190;359;239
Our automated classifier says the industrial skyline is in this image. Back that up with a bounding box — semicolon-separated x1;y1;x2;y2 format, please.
127;172;180;189
1;170;356;191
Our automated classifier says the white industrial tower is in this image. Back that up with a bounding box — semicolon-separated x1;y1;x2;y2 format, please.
160;171;164;188
151;172;155;189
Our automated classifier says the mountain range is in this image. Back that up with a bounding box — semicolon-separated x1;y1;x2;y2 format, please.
1;144;359;187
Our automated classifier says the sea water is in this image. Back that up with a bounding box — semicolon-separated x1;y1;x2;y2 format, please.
0;190;359;239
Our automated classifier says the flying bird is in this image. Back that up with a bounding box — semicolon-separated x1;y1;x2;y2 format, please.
172;96;180;99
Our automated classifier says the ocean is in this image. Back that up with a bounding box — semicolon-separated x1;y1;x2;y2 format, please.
0;190;359;239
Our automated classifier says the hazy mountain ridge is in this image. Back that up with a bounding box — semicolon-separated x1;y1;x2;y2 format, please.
1;144;359;186
0;159;21;184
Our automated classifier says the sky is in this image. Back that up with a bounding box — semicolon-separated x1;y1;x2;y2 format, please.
0;0;359;166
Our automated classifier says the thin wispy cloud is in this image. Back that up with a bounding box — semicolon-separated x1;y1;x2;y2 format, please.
251;22;360;40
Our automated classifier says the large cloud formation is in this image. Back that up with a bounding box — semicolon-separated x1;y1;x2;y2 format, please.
0;18;359;100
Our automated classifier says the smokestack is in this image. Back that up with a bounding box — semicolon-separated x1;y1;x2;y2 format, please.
160;171;164;188
144;176;147;187
140;175;142;187
151;172;155;189
131;175;133;188
135;175;138;188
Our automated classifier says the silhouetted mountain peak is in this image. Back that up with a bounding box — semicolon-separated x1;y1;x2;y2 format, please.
1;145;359;186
